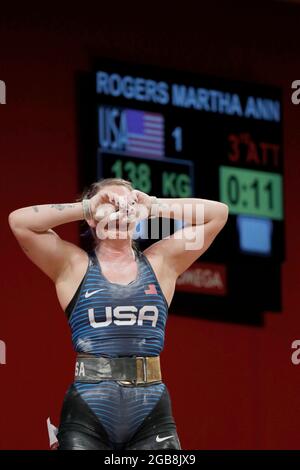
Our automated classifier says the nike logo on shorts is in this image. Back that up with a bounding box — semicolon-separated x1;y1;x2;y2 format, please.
155;435;173;442
85;289;104;298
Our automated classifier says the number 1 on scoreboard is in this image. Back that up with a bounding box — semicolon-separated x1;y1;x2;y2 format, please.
172;127;183;152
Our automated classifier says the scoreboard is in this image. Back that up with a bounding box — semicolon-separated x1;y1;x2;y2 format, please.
78;60;284;324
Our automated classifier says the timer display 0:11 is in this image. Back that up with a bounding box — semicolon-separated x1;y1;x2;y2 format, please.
219;166;283;220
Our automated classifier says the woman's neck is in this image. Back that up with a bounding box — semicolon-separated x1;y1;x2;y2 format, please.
95;240;135;263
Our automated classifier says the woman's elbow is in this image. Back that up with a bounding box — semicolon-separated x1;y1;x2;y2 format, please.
8;211;19;230
218;203;229;225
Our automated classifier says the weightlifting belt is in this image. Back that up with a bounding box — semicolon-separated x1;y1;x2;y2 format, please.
74;355;162;386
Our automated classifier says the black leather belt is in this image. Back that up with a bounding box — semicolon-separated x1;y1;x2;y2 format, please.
74;355;162;386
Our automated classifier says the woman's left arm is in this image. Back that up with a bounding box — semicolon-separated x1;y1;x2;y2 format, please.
143;196;229;278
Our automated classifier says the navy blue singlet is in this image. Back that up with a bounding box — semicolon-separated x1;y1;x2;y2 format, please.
64;248;170;446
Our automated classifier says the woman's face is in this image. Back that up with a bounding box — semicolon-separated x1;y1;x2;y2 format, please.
95;185;137;240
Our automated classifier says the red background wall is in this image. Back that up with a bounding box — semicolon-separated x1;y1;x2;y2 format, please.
1;5;300;449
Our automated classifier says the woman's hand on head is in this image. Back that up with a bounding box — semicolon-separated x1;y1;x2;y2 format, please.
87;188;137;226
130;190;152;209
87;190;119;227
89;190;117;213
87;187;154;228
114;190;153;223
130;190;155;221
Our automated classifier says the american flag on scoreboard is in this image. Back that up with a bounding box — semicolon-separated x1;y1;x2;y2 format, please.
124;109;165;158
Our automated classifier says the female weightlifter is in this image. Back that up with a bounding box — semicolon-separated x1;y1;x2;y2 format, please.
8;178;228;450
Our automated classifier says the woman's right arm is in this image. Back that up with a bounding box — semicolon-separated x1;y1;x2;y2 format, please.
7;188;130;283
8;202;86;283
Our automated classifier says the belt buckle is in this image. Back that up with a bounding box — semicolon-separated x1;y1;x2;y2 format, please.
135;356;147;385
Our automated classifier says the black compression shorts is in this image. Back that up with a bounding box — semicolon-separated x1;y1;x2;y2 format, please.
57;383;181;450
